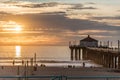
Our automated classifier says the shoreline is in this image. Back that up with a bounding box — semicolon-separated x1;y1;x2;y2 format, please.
0;60;102;68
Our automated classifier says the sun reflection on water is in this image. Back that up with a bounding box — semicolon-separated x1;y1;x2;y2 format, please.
15;46;21;58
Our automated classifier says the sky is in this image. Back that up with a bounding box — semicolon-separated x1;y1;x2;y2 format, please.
0;0;120;46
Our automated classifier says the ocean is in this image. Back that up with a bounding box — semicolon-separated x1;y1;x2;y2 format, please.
0;46;101;67
0;46;70;60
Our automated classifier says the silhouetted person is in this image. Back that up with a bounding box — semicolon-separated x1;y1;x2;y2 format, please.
34;64;38;71
83;62;85;67
1;66;4;69
22;60;24;65
13;60;15;66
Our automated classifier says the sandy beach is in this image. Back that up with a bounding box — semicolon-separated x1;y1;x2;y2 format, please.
0;66;120;80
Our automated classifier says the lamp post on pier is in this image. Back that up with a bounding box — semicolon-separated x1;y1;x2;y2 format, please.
118;40;120;53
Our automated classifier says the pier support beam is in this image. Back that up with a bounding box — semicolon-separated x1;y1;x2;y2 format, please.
118;55;120;69
70;48;74;60
75;48;78;60
78;49;81;60
114;56;117;68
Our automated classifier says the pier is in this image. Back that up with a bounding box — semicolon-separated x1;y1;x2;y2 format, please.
69;36;120;69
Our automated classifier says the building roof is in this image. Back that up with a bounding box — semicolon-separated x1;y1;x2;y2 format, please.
80;35;98;42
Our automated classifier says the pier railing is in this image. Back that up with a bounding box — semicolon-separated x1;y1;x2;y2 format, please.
1;75;120;80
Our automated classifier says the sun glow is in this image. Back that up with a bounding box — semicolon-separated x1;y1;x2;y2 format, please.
3;26;22;32
14;25;22;32
15;46;21;58
2;21;23;33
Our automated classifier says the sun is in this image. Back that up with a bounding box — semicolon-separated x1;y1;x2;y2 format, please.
14;25;22;32
3;25;22;33
2;21;23;33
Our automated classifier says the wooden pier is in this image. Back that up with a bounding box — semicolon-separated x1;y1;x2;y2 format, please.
69;45;120;69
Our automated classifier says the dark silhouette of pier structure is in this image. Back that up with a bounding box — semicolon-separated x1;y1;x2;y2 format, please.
69;35;120;69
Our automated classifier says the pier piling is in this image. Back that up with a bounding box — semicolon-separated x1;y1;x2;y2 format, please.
69;45;120;69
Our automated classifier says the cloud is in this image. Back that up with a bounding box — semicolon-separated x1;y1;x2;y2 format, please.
2;0;20;4
2;1;63;9
2;0;97;10
15;2;59;8
0;11;10;14
0;11;119;45
69;3;97;10
86;2;96;5
0;1;71;14
1;1;97;15
0;11;10;21
70;6;97;10
92;16;120;20
1;13;120;34
91;16;120;26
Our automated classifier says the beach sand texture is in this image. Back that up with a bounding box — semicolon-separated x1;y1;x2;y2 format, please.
0;66;120;80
